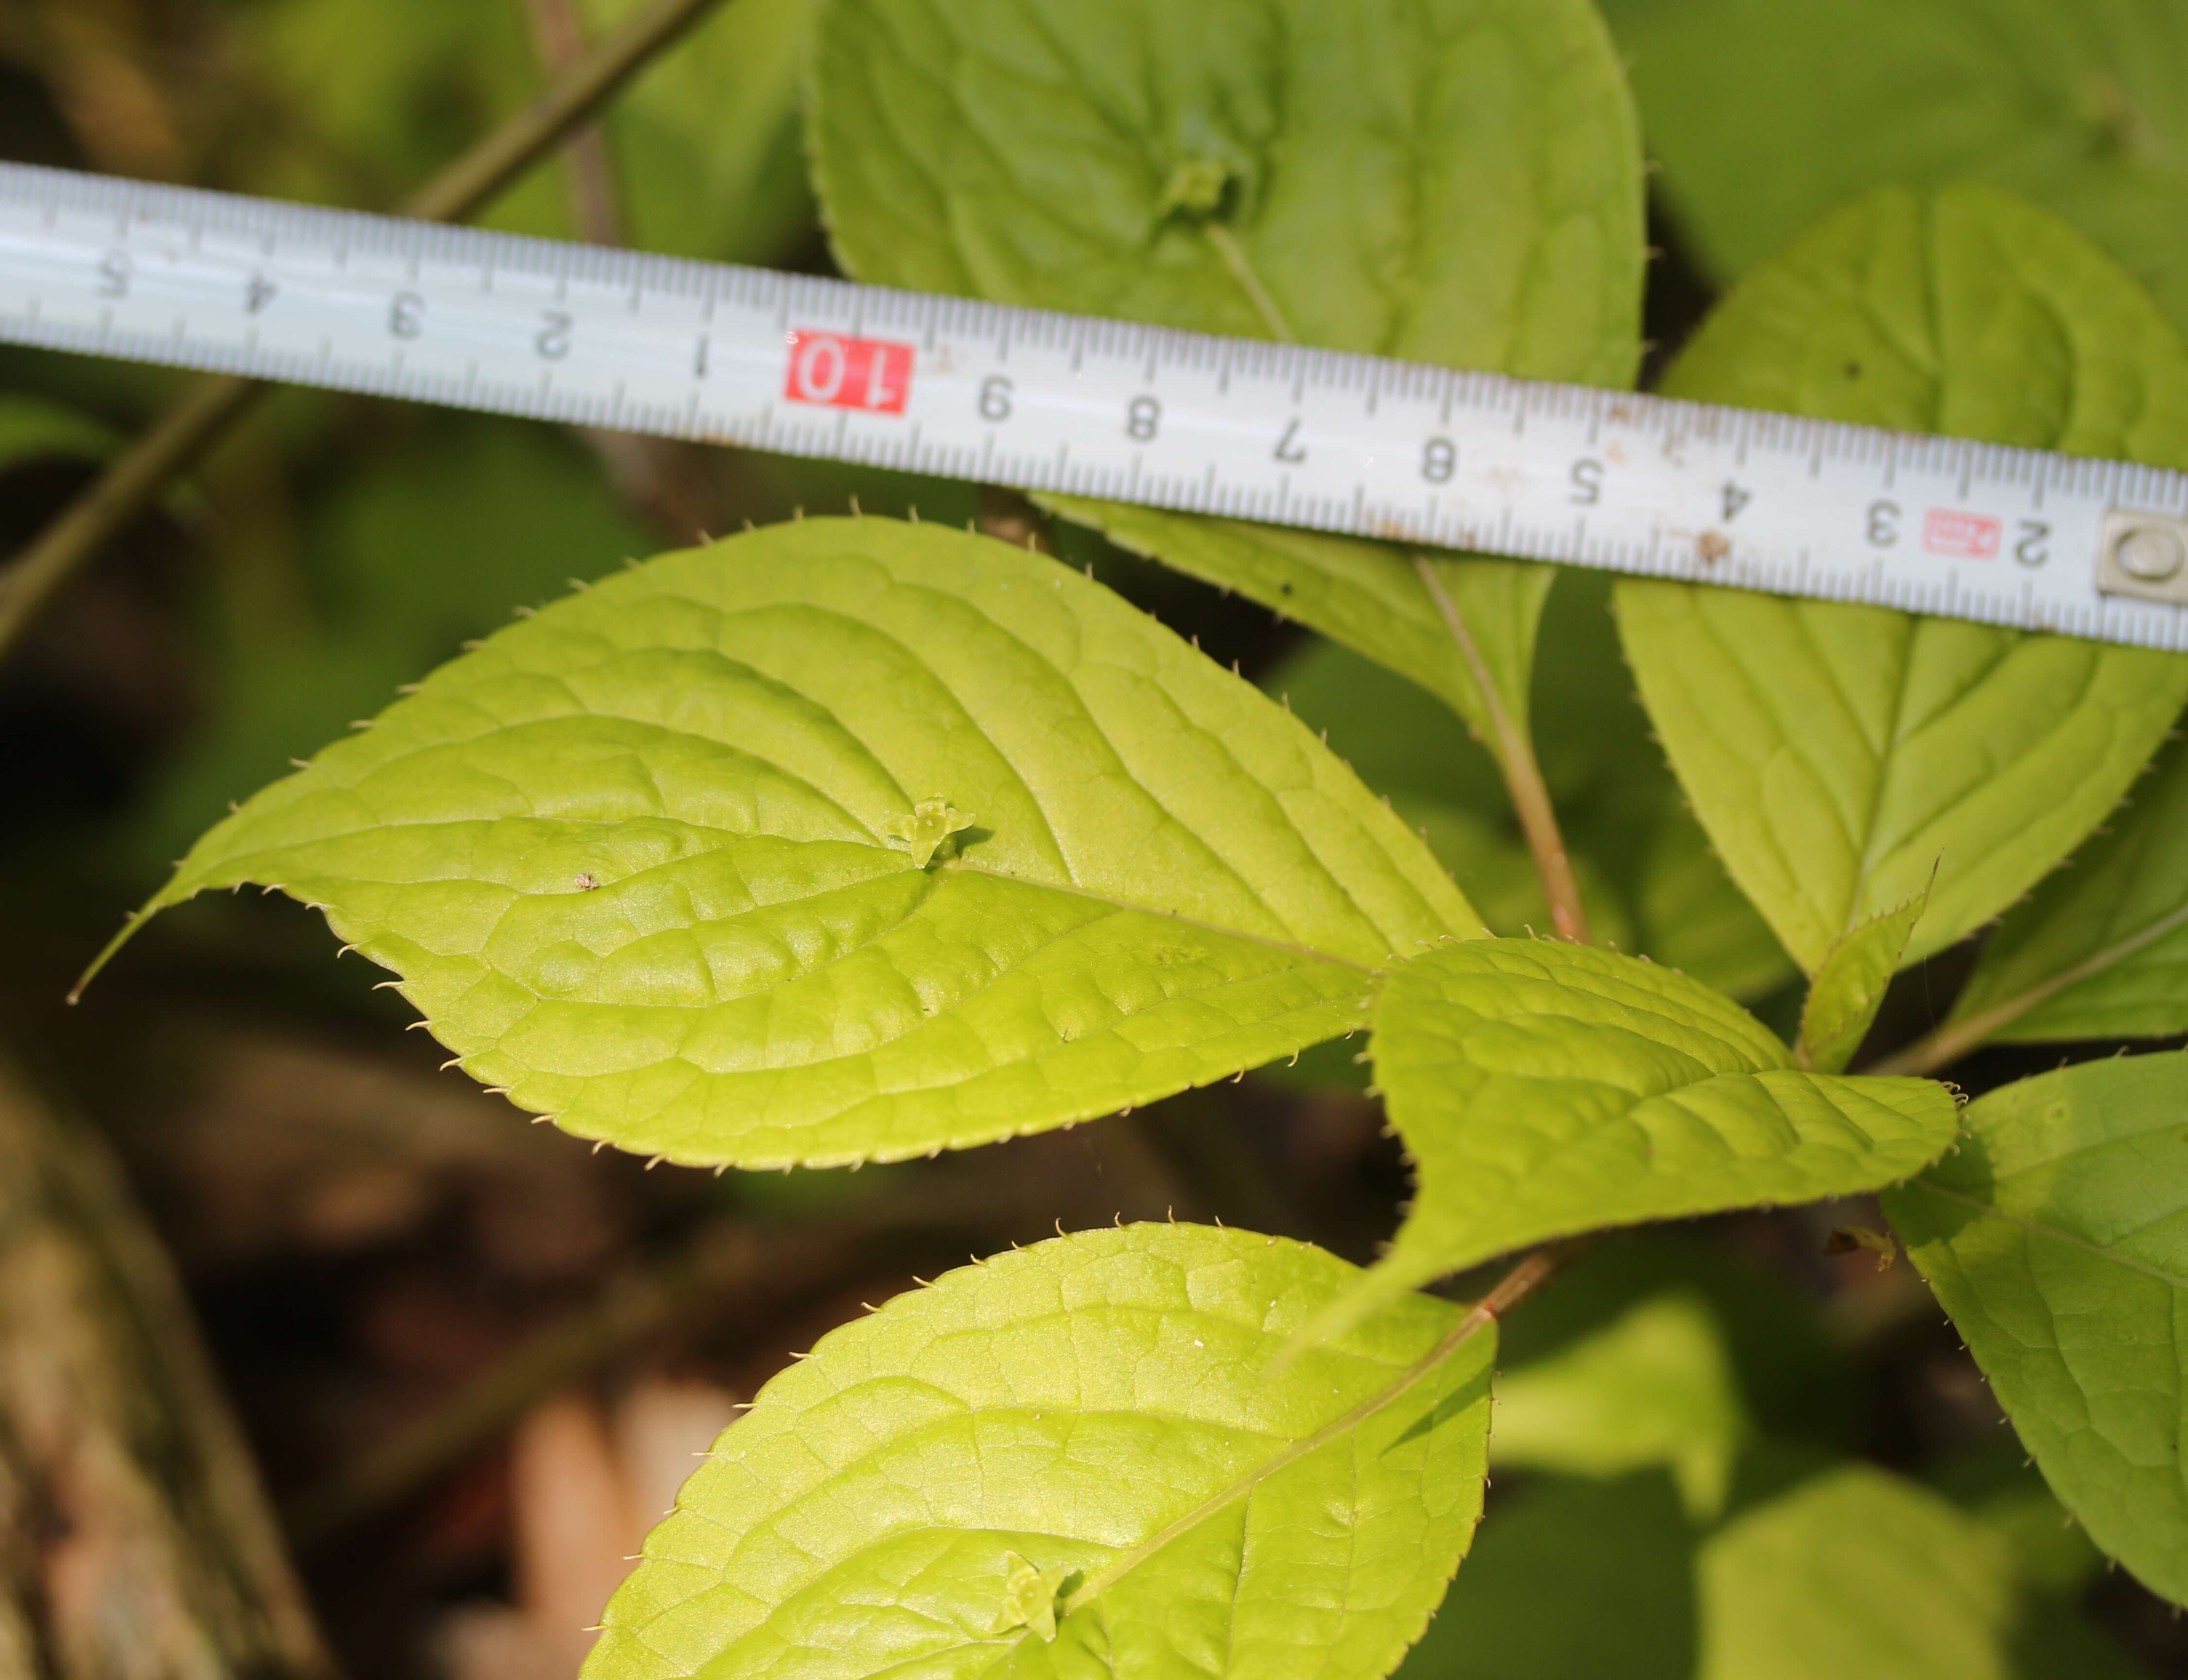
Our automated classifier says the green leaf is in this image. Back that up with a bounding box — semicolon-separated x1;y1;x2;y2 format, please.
583;1222;1496;1680
1694;1462;2029;1680
1496;1231;1860;1451
0;391;120;469
1267;575;1797;1001
1616;184;2188;975
809;0;1641;376
808;0;1644;760
1883;1050;2188;1608
113;517;1479;1169
1597;0;2188;335
1795;879;1930;1074
1489;1288;1748;1519
1400;1457;2129;1680
1262;634;1634;950
1945;730;2188;1047
1048;508;1559;774
1343;939;1956;1322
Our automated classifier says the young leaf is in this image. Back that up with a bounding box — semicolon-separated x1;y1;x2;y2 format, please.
104;518;1479;1170
1940;731;2188;1050
1596;0;2188;334
807;0;1643;796
1883;1050;2188;1608
1342;939;1956;1325
1488;1288;1748;1520
1794;879;1930;1074
1616;185;2188;976
583;1223;1497;1680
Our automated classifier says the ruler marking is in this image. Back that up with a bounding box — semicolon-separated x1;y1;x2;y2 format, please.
0;159;2184;652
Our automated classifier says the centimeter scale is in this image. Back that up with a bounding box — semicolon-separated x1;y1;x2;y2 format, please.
1;159;2186;651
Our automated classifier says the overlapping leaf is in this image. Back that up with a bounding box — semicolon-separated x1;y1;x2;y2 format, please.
1693;1465;2056;1680
1884;1051;2188;1607
585;1223;1496;1680
1795;882;1930;1074
807;0;1643;759
1400;1460;2139;1680
1598;0;2188;334
1488;1288;1749;1519
1345;939;1955;1322
106;518;1479;1169
1617;185;2188;976
1267;578;1796;1002
1945;731;2188;1047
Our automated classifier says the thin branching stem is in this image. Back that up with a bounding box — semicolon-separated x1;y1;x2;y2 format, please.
1413;557;1591;943
0;0;738;665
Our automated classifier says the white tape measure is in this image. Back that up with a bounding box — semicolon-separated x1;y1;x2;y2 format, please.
3;160;2187;651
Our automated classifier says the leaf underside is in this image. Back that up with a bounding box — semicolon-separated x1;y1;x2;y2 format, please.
1884;1050;2188;1609
585;1223;1496;1680
808;0;1644;755
1342;939;1957;1326
121;518;1478;1169
1949;730;2188;1044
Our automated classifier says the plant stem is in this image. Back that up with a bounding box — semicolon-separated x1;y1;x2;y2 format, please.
1202;222;1298;344
521;0;724;542
397;0;731;226
0;0;738;666
1413;557;1590;943
521;0;629;248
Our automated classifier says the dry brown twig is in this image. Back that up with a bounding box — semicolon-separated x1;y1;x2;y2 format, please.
0;1060;337;1678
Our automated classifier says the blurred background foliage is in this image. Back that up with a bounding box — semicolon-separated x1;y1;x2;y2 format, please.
0;1;2182;1677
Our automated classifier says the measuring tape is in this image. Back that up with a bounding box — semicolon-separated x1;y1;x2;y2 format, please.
2;160;2186;651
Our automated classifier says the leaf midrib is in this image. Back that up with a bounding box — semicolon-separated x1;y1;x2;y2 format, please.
1959;894;2188;1038
949;862;1381;972
1903;1178;2188;1291
1050;1297;1493;1623
696;1330;1480;1677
